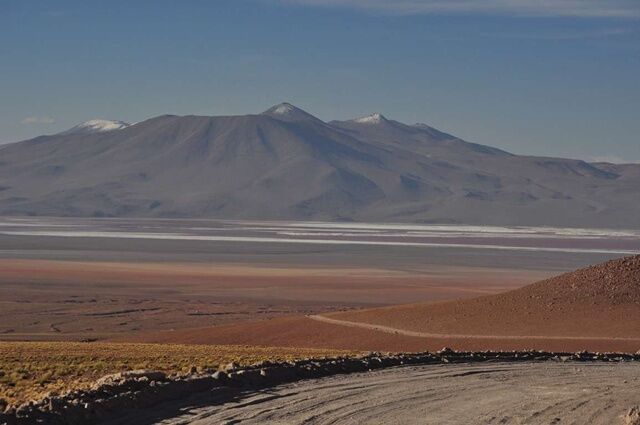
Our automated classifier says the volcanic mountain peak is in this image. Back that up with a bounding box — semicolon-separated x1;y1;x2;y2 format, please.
2;104;640;226
261;102;323;123
268;102;297;115
61;119;131;135
352;113;388;125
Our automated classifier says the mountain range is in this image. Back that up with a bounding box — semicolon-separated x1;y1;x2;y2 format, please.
1;103;639;228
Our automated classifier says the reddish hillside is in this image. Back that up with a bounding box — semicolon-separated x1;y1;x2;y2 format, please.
329;255;640;339
122;256;640;353
521;254;640;305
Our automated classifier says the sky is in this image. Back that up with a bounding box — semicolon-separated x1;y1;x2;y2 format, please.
1;0;639;162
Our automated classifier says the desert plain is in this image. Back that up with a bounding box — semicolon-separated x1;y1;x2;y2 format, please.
1;217;640;423
2;217;633;343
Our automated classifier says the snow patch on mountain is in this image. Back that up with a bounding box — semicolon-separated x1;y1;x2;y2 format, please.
270;103;296;115
353;113;387;125
63;119;131;135
261;103;323;123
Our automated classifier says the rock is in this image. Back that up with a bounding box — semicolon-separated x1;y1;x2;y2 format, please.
212;371;228;382
0;412;17;425
224;362;239;372
231;369;262;386
0;398;6;412
96;370;166;386
625;406;640;425
122;370;166;381
48;397;63;412
15;403;31;417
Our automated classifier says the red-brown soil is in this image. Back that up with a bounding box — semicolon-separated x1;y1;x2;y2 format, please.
0;259;533;341
118;316;431;352
123;256;640;353
121;315;640;353
329;255;640;339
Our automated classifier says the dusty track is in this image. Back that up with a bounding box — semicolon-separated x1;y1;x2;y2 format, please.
159;362;640;425
308;314;640;342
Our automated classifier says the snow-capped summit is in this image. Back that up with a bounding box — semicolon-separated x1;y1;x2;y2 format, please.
269;103;296;115
61;119;131;135
261;102;323;123
352;113;388;125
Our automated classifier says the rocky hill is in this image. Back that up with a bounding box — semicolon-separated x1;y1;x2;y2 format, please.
329;255;640;338
522;255;640;305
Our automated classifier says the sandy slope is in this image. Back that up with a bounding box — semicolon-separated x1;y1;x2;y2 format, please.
157;362;640;425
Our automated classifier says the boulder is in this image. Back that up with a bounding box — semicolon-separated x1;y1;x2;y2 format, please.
212;371;228;383
224;362;239;372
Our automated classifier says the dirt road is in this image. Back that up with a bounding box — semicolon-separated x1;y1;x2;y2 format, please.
158;362;640;425
308;314;640;342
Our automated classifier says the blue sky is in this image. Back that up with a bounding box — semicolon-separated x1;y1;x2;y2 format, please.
1;0;639;162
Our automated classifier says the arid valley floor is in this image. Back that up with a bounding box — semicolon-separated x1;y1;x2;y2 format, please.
1;217;640;423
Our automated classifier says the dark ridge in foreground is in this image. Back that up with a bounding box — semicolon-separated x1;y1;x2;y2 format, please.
2;349;640;425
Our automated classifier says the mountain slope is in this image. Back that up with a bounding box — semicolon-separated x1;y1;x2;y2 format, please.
330;113;510;158
0;104;639;227
328;255;640;339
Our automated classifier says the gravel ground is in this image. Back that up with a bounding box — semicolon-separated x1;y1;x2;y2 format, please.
160;362;640;425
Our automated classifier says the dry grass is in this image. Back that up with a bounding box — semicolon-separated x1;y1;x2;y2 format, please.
0;342;355;406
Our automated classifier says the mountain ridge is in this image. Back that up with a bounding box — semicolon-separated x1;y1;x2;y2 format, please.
1;103;639;227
